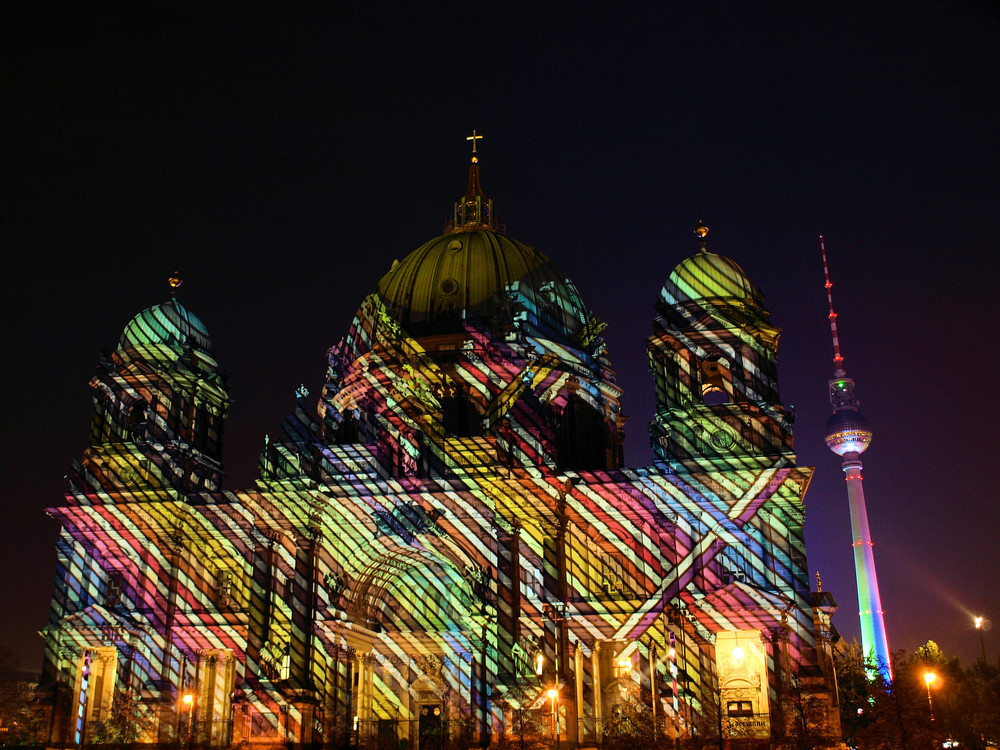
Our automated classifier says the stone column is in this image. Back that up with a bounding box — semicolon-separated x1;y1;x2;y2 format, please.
289;535;317;688
574;643;584;744
159;538;183;690
591;641;603;744
246;534;274;678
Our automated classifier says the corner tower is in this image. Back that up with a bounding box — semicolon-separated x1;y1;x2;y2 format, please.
821;237;891;679
647;223;796;472
78;275;229;493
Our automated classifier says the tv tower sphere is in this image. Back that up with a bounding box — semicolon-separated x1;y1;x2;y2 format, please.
824;407;872;457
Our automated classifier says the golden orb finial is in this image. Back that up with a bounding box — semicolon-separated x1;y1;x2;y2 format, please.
168;271;183;295
694;220;709;252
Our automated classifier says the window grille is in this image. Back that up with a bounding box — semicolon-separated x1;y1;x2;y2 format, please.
105;571;124;606
216;570;234;607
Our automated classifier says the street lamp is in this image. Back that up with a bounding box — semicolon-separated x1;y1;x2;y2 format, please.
974;616;987;662
182;693;194;749
547;688;559;750
923;672;936;723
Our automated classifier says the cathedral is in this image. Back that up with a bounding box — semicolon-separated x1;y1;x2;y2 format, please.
39;147;842;748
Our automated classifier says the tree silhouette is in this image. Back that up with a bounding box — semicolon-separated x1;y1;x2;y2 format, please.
88;688;156;748
835;639;1000;750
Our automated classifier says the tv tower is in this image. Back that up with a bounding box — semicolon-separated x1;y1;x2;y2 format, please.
821;236;892;680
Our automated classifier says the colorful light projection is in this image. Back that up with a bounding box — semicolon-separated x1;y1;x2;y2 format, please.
74;650;90;745
41;155;840;747
648;222;794;475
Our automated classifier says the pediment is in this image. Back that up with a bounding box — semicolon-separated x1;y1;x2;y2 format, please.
54;604;148;649
685;582;791;633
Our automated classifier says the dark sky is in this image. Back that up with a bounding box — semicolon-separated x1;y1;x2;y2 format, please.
3;2;998;670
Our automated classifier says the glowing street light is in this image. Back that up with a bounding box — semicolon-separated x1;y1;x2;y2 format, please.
547;688;559;750
974;616;988;662
182;693;194;750
923;672;936;722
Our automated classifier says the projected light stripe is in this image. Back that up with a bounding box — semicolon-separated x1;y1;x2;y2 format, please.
44;226;831;747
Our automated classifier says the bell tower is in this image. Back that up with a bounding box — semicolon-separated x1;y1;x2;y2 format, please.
78;275;229;493
647;223;796;472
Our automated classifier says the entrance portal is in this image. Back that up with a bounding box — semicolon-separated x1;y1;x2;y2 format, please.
418;705;442;750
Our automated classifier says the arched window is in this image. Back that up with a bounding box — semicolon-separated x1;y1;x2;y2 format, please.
700;358;731;404
127;402;145;434
556;395;607;470
701;385;729;405
336;411;360;443
441;395;483;437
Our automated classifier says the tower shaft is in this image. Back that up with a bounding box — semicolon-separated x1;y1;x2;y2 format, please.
843;457;891;677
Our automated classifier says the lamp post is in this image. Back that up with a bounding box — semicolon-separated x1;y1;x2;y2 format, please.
923;673;936;723
479;613;492;750
182;693;194;750
974;616;987;662
548;688;559;750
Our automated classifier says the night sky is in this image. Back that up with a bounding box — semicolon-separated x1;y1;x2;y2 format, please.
3;3;998;670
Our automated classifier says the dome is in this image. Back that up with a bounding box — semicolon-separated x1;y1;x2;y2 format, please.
375;228;591;340
660;250;763;307
119;299;214;355
824;410;873;456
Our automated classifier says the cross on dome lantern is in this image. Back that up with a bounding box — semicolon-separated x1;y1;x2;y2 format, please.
448;130;496;232
466;130;483;162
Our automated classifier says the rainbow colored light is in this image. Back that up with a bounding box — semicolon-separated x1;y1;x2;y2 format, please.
40;161;840;747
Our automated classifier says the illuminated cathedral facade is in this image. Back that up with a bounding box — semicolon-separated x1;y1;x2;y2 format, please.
40;151;842;748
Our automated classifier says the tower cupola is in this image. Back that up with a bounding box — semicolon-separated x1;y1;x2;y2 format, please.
659;223;764;309
80;275;230;493
647;222;793;471
446;130;497;232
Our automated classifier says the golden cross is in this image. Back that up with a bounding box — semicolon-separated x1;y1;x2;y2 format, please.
466;129;483;154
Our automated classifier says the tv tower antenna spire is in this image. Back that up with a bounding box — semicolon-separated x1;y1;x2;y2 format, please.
822;239;845;377
820;236;892;681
